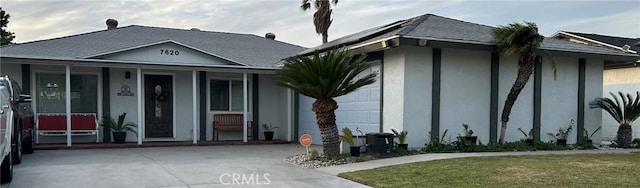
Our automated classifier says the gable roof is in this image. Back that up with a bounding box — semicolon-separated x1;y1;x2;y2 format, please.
559;31;639;52
0;25;306;68
300;14;637;60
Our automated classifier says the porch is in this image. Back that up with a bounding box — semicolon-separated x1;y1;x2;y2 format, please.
0;61;295;147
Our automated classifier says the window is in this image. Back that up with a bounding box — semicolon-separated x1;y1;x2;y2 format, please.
35;73;97;114
210;79;250;111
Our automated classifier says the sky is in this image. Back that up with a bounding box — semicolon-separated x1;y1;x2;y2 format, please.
1;0;639;48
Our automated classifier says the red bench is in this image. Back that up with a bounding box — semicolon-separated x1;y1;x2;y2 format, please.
213;114;252;141
37;113;99;142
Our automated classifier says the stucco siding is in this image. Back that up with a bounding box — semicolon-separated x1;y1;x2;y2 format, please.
540;57;579;143
440;48;491;144
110;68;140;142
584;59;603;144
258;74;288;141
382;47;406;139
498;55;534;142
401;46;432;147
603;67;640;85
100;43;231;66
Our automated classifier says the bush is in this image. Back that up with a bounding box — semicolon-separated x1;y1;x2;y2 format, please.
633;139;640;148
422;139;580;153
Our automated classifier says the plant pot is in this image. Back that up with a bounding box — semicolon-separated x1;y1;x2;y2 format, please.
112;132;127;144
264;131;275;141
398;144;408;150
525;139;534;146
556;139;567;147
350;146;361;157
460;136;477;144
584;139;593;146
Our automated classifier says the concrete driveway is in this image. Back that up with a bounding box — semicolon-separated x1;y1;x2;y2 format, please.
3;144;367;188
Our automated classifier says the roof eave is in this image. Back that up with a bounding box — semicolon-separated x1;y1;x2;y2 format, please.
0;55;279;73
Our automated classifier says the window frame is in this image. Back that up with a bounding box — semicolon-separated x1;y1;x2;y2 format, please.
207;77;252;113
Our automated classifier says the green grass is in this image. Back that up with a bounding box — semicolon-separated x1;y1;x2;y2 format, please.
339;153;640;188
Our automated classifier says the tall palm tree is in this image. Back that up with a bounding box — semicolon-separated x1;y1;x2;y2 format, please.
276;49;377;157
300;0;338;44
493;22;545;144
590;91;640;148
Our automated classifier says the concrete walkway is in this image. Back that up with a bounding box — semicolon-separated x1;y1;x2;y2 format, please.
317;149;640;175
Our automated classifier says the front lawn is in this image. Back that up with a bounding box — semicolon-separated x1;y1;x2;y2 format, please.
339;153;640;187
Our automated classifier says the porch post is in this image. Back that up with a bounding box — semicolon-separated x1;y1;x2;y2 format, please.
192;70;198;144
243;73;248;143
137;68;143;145
287;89;292;142
65;65;72;147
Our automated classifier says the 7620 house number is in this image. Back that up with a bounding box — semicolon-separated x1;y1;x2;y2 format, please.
160;49;180;56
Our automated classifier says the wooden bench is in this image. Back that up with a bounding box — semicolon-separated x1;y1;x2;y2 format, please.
213;114;252;141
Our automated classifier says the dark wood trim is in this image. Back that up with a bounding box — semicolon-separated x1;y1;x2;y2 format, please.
431;48;442;140
293;92;300;142
378;52;384;133
102;67;111;142
21;64;31;94
199;71;207;141
577;58;586;144
252;74;259;140
489;53;500;144
533;56;542;141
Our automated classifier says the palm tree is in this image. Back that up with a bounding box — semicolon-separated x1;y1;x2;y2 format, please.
590;92;640;148
276;49;377;157
300;0;338;44
493;22;545;144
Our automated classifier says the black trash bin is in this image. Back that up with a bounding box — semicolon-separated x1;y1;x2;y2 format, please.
366;133;394;155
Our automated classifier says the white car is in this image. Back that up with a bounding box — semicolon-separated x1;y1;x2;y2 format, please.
1;85;13;183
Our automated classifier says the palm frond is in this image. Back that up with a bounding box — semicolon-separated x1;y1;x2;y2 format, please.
300;0;311;10
590;91;640;125
276;49;377;100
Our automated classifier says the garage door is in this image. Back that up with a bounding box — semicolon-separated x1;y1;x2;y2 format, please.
298;64;381;144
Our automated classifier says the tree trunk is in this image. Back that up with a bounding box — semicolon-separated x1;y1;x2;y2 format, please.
499;55;535;144
322;32;328;44
617;123;632;148
312;98;340;157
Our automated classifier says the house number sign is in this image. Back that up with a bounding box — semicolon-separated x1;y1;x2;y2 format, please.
160;49;179;56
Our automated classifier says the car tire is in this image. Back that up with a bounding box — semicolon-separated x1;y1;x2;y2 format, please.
1;153;13;184
12;127;22;165
23;131;34;154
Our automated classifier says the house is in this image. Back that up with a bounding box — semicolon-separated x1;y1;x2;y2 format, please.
297;14;639;147
0;20;305;146
552;31;640;141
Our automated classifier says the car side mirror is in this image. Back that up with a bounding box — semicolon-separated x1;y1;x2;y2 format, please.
19;94;32;102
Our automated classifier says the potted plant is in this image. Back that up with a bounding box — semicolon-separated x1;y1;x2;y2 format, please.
391;129;409;150
340;127;360;156
517;127;537;146
100;113;137;144
547;120;573;146
261;123;279;141
458;124;477;144
583;127;601;146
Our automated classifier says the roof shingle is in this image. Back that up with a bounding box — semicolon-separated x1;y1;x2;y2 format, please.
0;25;306;68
